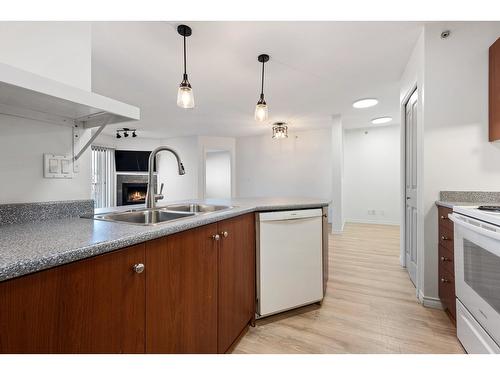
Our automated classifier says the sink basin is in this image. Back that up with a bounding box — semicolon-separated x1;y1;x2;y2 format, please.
163;203;232;213
92;209;195;226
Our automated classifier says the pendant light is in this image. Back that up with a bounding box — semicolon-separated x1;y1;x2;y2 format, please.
255;54;270;122
272;122;288;139
177;24;195;109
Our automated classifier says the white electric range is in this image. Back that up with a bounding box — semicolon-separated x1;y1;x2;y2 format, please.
449;206;500;354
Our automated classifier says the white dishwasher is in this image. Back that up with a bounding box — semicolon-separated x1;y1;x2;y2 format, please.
256;208;324;318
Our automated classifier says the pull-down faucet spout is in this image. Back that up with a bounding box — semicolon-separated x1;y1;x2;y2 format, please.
145;146;185;209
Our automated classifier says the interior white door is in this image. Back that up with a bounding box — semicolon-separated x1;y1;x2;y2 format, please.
404;89;418;286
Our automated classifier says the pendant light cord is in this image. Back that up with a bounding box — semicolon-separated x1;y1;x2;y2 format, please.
260;60;265;97
183;35;187;77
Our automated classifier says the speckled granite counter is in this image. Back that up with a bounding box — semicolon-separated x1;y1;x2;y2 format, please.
0;198;329;282
436;191;500;209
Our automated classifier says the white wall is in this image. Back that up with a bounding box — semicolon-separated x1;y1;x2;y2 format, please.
0;22;92;204
205;151;232;199
400;22;500;304
331;117;344;231
422;22;500;301
344;125;401;225
236;128;332;202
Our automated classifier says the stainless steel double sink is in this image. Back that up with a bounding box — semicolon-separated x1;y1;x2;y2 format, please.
90;203;233;226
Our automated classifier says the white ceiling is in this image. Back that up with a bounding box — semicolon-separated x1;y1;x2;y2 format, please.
91;21;423;138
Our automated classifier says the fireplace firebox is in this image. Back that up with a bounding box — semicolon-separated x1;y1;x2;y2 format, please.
116;174;157;206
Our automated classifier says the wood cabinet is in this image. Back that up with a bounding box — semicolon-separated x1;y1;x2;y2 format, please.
146;224;219;354
217;214;256;353
489;38;500;141
0;213;256;354
437;205;456;323
0;244;146;353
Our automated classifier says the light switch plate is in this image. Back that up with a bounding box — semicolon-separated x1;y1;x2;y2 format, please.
43;154;73;179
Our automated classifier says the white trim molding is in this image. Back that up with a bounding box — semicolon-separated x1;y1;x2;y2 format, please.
418;290;444;310
345;218;400;226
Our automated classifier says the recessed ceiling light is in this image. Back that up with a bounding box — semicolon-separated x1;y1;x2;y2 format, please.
371;117;393;125
352;98;378;109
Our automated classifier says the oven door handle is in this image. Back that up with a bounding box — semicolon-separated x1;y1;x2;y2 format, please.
449;213;500;242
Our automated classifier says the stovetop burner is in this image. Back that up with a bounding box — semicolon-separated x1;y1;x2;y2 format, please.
477;205;500;212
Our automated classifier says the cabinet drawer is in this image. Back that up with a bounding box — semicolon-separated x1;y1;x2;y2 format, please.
439;225;454;252
438;244;455;275
438;206;453;231
439;267;456;321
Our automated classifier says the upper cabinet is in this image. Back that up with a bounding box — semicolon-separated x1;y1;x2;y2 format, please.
489;38;500;141
0;62;140;128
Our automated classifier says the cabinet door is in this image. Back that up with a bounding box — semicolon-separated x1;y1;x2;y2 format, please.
217;213;256;353
146;224;218;353
0;244;146;353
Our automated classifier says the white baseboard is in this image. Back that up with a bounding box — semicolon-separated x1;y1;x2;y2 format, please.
345;218;400;226
331;220;345;234
418;290;444;310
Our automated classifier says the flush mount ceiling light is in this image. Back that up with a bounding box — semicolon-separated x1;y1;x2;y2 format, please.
272;122;288;139
371;116;393;125
176;24;195;109
255;54;270;122
352;98;378;109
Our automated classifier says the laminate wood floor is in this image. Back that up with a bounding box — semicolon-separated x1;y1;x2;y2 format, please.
233;223;464;354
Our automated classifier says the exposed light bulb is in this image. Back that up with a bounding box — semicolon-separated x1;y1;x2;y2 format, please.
177;85;195;109
255;103;268;122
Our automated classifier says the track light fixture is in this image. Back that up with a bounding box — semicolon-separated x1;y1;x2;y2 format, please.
116;128;138;139
255;54;270;122
177;24;195;109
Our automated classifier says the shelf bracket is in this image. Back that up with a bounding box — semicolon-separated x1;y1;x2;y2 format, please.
73;114;114;163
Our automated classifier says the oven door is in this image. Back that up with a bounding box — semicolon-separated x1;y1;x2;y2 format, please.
450;213;500;346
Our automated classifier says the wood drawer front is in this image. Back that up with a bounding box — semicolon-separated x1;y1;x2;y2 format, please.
439;224;454;252
438;244;455;275
439;267;456;321
438;206;453;231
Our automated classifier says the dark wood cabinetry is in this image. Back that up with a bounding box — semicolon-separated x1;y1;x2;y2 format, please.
437;205;456;323
217;214;256;353
146;224;219;354
0;213;256;354
0;244;146;353
489;38;500;141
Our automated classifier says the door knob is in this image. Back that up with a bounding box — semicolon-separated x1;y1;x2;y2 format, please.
132;263;145;274
221;231;229;238
212;234;221;241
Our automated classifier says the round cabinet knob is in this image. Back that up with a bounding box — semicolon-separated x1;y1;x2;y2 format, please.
440;277;448;283
212;234;221;241
440;215;448;220
221;231;229;238
133;263;145;274
441;256;449;262
441;235;449;241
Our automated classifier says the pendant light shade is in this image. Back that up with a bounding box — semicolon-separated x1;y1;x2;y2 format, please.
177;25;195;109
255;54;270;122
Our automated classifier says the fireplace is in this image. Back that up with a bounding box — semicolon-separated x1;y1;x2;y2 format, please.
122;183;147;205
116;174;157;206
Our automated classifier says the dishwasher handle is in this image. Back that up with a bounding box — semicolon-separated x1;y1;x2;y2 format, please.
259;208;323;222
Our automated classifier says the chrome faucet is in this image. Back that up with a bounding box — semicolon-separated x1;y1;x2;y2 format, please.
145;146;186;209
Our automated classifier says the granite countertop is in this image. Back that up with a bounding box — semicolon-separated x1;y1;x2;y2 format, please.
0;197;329;282
435;201;481;209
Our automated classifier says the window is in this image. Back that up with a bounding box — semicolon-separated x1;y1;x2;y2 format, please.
91;145;115;208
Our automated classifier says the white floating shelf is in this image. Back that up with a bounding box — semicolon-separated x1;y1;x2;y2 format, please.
0;62;140;128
